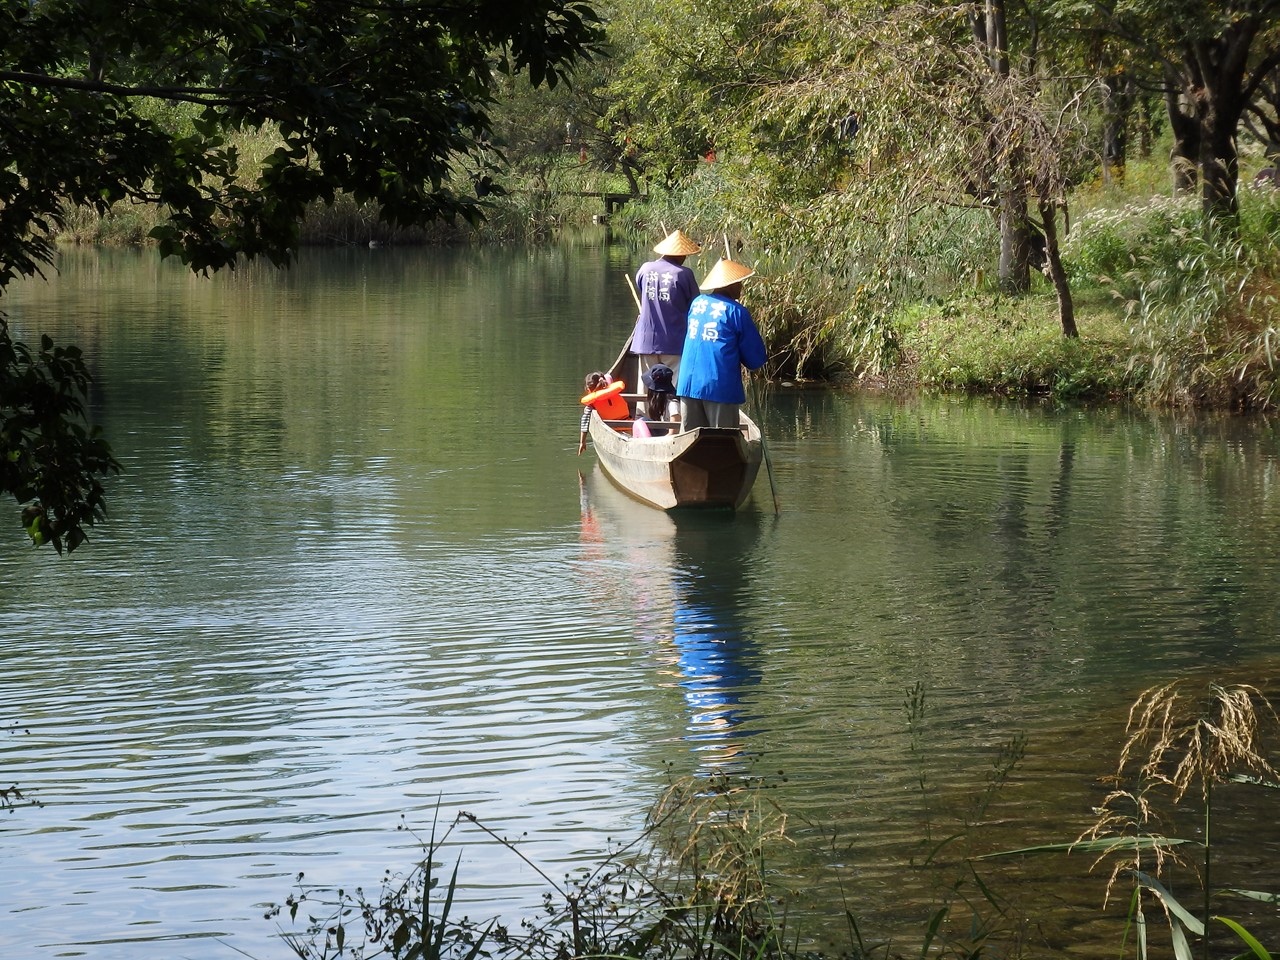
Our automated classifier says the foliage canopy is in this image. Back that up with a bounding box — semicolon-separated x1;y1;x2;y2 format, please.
0;0;602;282
0;0;602;550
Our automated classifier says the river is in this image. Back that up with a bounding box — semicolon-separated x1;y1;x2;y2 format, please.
1;240;1279;959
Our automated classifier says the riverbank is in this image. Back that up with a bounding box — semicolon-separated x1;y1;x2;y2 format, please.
49;150;1280;412
875;287;1135;402
54;154;636;249
615;150;1280;412
880;183;1280;409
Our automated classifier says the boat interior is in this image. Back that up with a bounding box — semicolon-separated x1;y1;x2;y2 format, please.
603;352;751;439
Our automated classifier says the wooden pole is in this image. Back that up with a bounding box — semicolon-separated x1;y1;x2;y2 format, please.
609;273;642;382
749;376;780;515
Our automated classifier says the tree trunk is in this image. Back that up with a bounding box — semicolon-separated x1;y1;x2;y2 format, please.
1165;73;1200;194
984;0;1009;74
1242;76;1280;164
979;0;1032;293
1198;97;1239;219
1137;96;1155;159
999;163;1031;294
619;155;641;197
1038;199;1077;338
1189;25;1257;220
1101;69;1132;184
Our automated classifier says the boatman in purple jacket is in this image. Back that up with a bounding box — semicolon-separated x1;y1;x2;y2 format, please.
631;229;702;377
676;257;767;430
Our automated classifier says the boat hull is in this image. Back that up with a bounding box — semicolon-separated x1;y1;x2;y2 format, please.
589;413;762;510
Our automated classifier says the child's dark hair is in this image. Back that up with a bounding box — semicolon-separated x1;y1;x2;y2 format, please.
645;388;672;421
584;371;608;392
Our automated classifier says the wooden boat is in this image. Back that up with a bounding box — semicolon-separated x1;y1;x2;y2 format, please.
586;350;763;511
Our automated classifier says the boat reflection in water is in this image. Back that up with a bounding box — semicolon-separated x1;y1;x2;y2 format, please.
579;467;766;772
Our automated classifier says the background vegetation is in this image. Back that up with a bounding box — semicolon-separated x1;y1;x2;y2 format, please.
10;0;1280;551
51;0;1280;413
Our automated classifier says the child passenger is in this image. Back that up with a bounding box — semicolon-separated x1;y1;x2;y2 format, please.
637;363;680;436
578;371;629;455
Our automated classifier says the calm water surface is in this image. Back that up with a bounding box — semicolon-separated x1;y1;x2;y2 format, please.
2;242;1279;958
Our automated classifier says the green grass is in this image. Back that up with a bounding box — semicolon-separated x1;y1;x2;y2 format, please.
844;147;1280;409
896;285;1136;402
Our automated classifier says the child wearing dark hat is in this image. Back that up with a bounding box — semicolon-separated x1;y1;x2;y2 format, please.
638;363;680;436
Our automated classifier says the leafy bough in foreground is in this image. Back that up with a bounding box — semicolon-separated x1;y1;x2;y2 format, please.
0;319;118;553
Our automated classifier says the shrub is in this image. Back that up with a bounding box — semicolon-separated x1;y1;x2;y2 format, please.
1063;195;1204;291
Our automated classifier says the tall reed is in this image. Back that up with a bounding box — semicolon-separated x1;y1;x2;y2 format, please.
1064;195;1280;409
984;680;1280;960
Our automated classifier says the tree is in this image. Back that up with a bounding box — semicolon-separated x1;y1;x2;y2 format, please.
604;0;761;192
0;0;601;550
972;0;1035;294
0;320;117;554
1242;70;1280;162
1085;0;1280;217
1180;10;1280;218
624;0;1089;336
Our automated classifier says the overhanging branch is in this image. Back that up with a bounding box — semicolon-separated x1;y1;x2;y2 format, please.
0;70;250;107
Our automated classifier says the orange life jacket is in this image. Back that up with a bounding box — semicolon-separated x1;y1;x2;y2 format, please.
580;380;629;420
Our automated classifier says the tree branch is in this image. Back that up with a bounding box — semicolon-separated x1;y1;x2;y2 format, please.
0;70;249;107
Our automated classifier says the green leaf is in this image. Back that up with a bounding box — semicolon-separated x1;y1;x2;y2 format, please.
1214;916;1274;960
1170;916;1195;960
1230;774;1280;789
920;906;947;958
1219;889;1280;905
1132;871;1204;936
977;835;1192;859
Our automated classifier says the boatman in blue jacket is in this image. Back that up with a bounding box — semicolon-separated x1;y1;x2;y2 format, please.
676;257;767;431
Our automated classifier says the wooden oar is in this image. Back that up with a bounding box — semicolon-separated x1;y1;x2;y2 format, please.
625;271;641;311
609;272;641;380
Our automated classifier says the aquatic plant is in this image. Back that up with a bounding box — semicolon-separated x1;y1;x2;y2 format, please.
1100;682;1279;960
985;680;1280;960
267;775;805;960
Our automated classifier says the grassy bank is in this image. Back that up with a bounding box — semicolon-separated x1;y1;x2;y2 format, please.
891;287;1135;401
886;184;1280;409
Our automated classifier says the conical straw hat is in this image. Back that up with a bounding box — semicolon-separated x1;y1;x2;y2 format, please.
698;257;755;291
653;229;702;256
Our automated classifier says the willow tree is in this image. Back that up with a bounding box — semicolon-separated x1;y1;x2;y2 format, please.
0;0;601;550
798;0;1087;331
607;0;1091;357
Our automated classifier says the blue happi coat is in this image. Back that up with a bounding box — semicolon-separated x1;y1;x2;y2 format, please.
676;293;767;404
